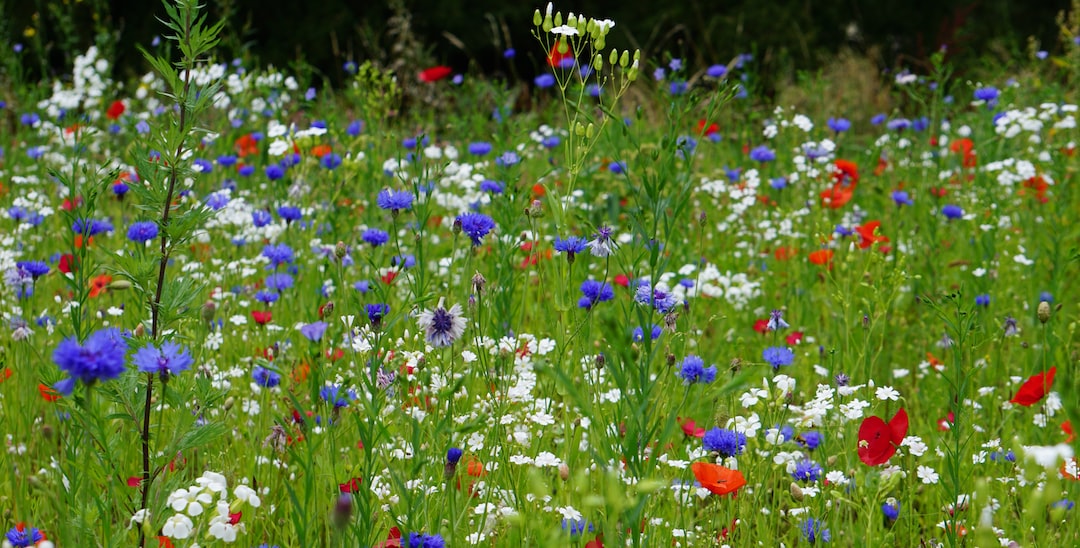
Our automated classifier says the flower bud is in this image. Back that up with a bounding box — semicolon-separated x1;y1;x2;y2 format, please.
335;241;347;260
472;271;487;294
202;300;216;324
619;50;629;68
134;323;146;338
553;12;562;27
543;13;553;32
585;122;595;139
608;48;618;66
533;9;542;26
452;218;462;235
1038;301;1051;323
593;37;605;51
790;482;804;501
698;211;707;226
592;54;603;71
527;199;544;218
575;15;587;35
108;279;132;290
559;463;570;481
575;122;586;137
332;493;353;528
224;396;235;411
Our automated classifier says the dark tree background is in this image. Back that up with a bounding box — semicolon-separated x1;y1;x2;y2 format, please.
2;0;1072;91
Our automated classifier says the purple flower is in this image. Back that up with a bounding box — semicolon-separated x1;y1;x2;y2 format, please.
266;164;285;180
799;431;823;450
300;321;329;342
766;309;789;331
941;204;963;219
827;117;851;133
494;151;520;167
870;113;887;125
973;86;999;103
53;328;128;387
16;261;49;278
975;294;990;307
634;282;679;313
578;280;614;309
886;118;911;131
792;459;824;482
252;366;281;388
882;499;900;521
377;189;413;212
554;236;587;263
534;73;556;88
127;221;159;242
366;304;389;326
702;427;746;457
706;64;727;78
763;346;794;369
800;518;830;543
456;212;496;245
262;243;294;268
133;341;193;380
468;142;492;156
320;153;342;170
632;324;663;342
277;206;302;223
4;525;44;547
361;228;390;247
677;355;717;384
447;447;464;463
347;120;364;136
265;273;294;292
479;179;504;194
891;190;913;206
748;145;775;162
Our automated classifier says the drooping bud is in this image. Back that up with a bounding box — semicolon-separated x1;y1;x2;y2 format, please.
790;482;804;501
559;463;570;481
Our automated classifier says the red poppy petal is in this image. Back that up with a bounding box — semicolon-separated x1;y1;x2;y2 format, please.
1010;367;1056;406
888;408;909;445
857;416;895;466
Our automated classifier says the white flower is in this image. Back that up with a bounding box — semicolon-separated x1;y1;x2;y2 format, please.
234;484;261;507
129;509;151;529
901;436;928;457
1021;443;1074;467
162;513;194;539
168;487;214;516
917;465;940;484
875;386;900;401
550;25;579;36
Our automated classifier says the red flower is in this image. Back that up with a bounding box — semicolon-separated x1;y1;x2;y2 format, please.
374;527;403;548
1064;420;1075;443
234;134;259;157
679;417;705;438
820;184;854;209
106;100;126;120
584;536;605;548
613;274;631;287
546;42;573;67
855;220;889;249
339;477;362;493
752;319;769;335
0;368;11;383
157;536;175;548
832;159;859;188
808;249;834;268
690;462;746;496
937;411;955;431
127;476;143;487
785;331;804;345
418;66;453;83
252;310;273;325
381;270;399;285
697;119;720;136
949;138;976;168
857;408;908;466
1010;367;1055;406
39;383;61;402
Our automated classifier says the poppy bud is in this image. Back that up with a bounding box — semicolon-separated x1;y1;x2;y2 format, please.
790;482;804;501
1038;301;1051;323
109;279;132;290
224;396;235;411
134;323;146;338
559;463;570;481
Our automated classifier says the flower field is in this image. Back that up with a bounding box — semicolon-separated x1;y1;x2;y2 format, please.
1;2;1079;547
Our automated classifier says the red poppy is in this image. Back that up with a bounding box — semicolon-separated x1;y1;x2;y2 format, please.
39;383;61;402
752;319;769;335
547;41;573;67
949;138;976;168
1064;420;1075;443
690;462;746;496
679;418;705;438
937;411;955;431
106;100;126;120
310;144;332;158
252;310;273;325
773;246;797;261
89;275;112;298
339;477;362;493
1019;176;1049;203
418;66;453;83
158;536;175;548
785;331;804;345
613;274;631;287
381;270;399;285
1010;367;1055;406
234;134;259;157
128;476;143;487
820;184;854;209
874;156;889;176
808;249;834;268
0;368;10;383
832;159;859;188
857;408;908;466
584;536;605;548
374;527;403;548
855;220;889;249
697;119;720;136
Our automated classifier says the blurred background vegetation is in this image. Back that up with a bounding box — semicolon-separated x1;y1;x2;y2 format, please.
0;0;1074;98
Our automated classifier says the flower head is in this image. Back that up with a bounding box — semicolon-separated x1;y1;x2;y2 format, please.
677;355;717;384
133;341;193;381
417;299;467;347
455;213;496;245
763;346;794;369
127;221;159;242
800;518;831;543
578;280;614;309
252;366;280;388
857;408;908;466
587;226;617;257
690;462;745;496
702;427;746;458
377;189;413;212
53;328;128;386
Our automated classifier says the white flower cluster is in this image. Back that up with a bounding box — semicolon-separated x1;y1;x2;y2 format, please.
155;471;264;543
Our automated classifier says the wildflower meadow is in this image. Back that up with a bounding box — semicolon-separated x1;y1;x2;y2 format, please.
1;1;1079;547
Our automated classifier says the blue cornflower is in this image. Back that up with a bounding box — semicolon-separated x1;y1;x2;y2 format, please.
266;164;285;180
882;498;900;521
677;355;717;385
277;205;302;223
238;165;255;177
455;212;496;245
534;73;556;88
4;524;45;547
827;117;851;133
634;282;680;313
554;236;588;260
252;210;273;228
494;151;520;167
886;118;911;131
447;447;464;464
653;67;666;81
16;261;49;278
407;532;445;548
4;267;33;299
265;273;294;292
479;179;504;194
319;384;352;408
252;366;281;388
973;86;999;103
361;228;390;247
204;191;230;210
748;145;775;162
766;309;789;331
53;328;128;389
561;519;594;537
392;254;416;269
975;294;990;307
133;340;193;380
73;218;113;237
542;135;561;148
763;346;794;369
1040;291;1054;303
320;153;342;170
578;280;614;309
377;189;413;212
127;221;159;242
632;324;663;342
300;321;329;342
366;303;389;326
20;113;40;126
588;225;617;257
798;431;823;450
468;142;492;156
870;113;886;125
800;518;831;543
347;120;364;136
702;427;746;457
792;459;824;482
770;177;788;189
254;290;279;304
892;190;913;206
706;64;727;78
1053;500;1075;510
353;280;370;293
669;81;688;95
608;161;627;174
193;158;213;173
113;181;130;197
262;243;294;268
912;116;930;132
941;204;963;219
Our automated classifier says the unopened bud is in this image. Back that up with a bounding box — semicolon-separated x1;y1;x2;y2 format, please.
698;211;707;226
319;301;334;319
224;396;235;411
542;13;553;32
108;279;132;290
42;424;53;439
619;50;629;68
594;353;605;370
202;300;216;324
585;123;595;139
553;12;562;27
609;48;618;66
559;463;570;481
527;199;543;218
790;482;804;501
472;272;487;294
1038;301;1051;323
533;9;542;26
332;493;353;528
666;352;676;367
335;241;347;260
592;54;603;71
452;218;462;235
134;323;146;338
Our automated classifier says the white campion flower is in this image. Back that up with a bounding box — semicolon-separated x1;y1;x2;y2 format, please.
196;471;229;494
875;386;900;401
162;513;195;539
550;25;579;36
917;465;940;484
168;487;214;516
1021;443;1074;467
234;484;261;507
